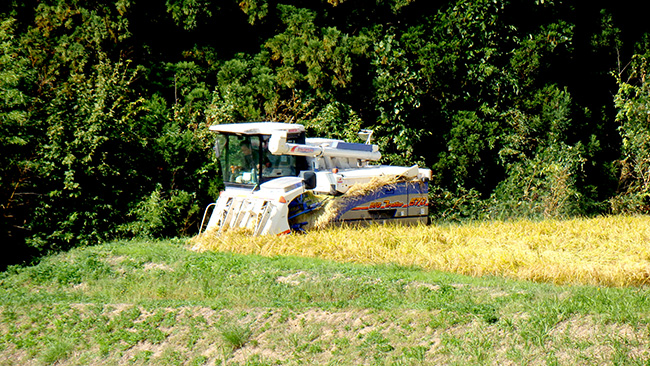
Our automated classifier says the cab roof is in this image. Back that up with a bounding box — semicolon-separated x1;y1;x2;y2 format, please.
209;122;305;135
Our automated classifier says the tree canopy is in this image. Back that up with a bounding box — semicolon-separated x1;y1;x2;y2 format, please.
2;0;650;263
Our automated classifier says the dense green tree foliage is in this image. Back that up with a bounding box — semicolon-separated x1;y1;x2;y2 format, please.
611;36;650;214
1;0;649;263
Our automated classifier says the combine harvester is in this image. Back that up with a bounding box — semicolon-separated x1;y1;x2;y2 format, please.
198;122;432;236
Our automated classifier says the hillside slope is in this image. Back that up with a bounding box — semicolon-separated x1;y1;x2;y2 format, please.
2;224;650;364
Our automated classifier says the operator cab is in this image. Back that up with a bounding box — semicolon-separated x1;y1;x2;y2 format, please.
210;122;308;188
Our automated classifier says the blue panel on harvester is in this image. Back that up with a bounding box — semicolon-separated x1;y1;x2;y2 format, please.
331;141;374;152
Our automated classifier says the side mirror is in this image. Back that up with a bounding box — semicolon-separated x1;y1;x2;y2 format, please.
301;171;317;190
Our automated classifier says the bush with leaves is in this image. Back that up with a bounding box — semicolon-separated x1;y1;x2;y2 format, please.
0;18;36;257
611;44;650;213
490;86;594;219
28;57;147;251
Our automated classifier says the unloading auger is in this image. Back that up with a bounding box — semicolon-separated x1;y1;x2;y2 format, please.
198;122;432;236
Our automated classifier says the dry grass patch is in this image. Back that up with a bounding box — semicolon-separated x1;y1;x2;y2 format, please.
192;215;650;287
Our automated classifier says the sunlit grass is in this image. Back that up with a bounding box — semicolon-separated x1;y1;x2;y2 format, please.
3;235;650;365
192;215;650;287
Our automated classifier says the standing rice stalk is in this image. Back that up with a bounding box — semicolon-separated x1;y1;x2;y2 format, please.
191;215;650;287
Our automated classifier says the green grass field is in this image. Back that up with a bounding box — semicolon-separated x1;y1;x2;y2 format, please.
2;217;650;365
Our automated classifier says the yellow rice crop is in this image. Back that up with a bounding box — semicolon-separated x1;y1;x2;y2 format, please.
191;215;650;287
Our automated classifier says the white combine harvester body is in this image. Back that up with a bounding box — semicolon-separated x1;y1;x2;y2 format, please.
199;122;432;236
